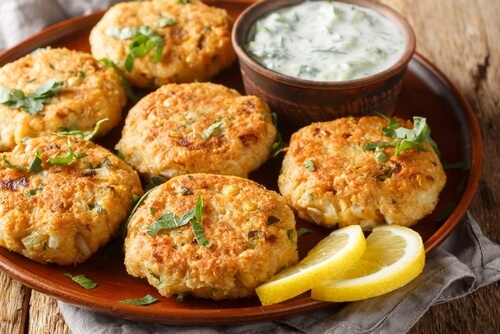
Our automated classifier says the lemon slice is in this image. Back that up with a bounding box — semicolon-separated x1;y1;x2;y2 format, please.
255;225;366;306
311;225;425;302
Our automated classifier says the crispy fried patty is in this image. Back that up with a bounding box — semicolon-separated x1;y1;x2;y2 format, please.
0;47;126;152
278;116;447;230
89;0;236;88
115;82;277;180
124;173;298;300
0;135;143;265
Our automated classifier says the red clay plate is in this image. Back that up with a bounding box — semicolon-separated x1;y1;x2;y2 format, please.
0;0;482;326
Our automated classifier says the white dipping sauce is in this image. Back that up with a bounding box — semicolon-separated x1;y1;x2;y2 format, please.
246;1;405;82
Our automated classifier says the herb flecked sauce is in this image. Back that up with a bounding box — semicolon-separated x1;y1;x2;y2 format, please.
246;1;405;82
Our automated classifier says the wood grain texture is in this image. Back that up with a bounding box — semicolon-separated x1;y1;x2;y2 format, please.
0;271;30;334
380;0;500;333
0;0;498;333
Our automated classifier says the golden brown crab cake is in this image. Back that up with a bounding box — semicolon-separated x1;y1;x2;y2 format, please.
0;47;126;152
89;0;236;89
0;135;143;265
124;173;298;300
115;82;277;181
278;116;446;231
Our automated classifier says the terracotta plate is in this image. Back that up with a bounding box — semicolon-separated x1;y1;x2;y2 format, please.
0;0;482;326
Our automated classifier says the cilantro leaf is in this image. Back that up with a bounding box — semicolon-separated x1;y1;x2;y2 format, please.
0;79;65;115
46;138;87;165
100;58;140;103
55;118;109;140
364;115;441;158
147;195;212;247
201;120;225;139
106;25;164;72
3;150;42;172
63;273;97;290
120;294;158;305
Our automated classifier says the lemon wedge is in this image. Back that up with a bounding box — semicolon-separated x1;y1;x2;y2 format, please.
255;225;366;306
311;225;425;302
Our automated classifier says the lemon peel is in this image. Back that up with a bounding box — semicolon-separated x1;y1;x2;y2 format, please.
311;225;425;302
255;225;366;306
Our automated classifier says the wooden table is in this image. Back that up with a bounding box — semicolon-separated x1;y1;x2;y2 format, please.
1;0;499;333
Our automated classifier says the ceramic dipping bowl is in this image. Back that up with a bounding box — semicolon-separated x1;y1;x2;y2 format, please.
232;0;416;128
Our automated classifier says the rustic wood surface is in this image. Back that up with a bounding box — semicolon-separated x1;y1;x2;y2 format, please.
0;0;498;333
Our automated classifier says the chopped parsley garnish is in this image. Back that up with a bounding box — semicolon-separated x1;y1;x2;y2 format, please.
55;118;109;140
100;58;140;103
155;17;177;28
63;273;97;290
0;78;65;115
147;196;212;247
106;25;164;72
120;294;158;306
46;138;87;165
3;149;42;172
271;112;286;157
266;215;281;225
364;115;440;161
297;227;312;237
178;0;192;3
201;119;225;139
304;158;315;171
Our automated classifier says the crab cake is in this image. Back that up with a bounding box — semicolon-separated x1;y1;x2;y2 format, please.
0;47;126;152
278;116;446;231
115;82;277;180
124;173;298;300
89;0;236;89
0;135;143;265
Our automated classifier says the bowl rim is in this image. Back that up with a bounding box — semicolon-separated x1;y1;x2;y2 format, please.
232;0;417;89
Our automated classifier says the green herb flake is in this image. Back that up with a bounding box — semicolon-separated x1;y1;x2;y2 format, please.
3;149;42;173
155;17;177;28
120;294;158;306
46;138;87;165
63;273;97;290
297;227;312;237
201;120;225;139
0;79;65;115
147;196;212;247
304;159;315;171
176;292;189;302
364;115;441;158
267;215;280;225
106;25;164;72
55;118;109;140
177;0;192;4
25;185;45;197
100;58;140;103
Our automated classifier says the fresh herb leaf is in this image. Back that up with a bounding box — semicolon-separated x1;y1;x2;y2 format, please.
55;118;109;140
190;196;212;247
46;139;87;165
25;185;45;197
304;159;315;171
176;292;189;302
297;227;312;237
156;17;177;28
147;196;212;247
120;294;158;305
364;115;441;157
267;215;280;225
100;58;140;103
121;187;157;239
201;120;225;139
107;25;164;72
3;150;42;172
63;273;97;290
177;0;192;3
271;112;286;157
0;79;65;115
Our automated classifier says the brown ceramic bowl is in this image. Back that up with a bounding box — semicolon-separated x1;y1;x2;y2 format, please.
232;0;416;128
